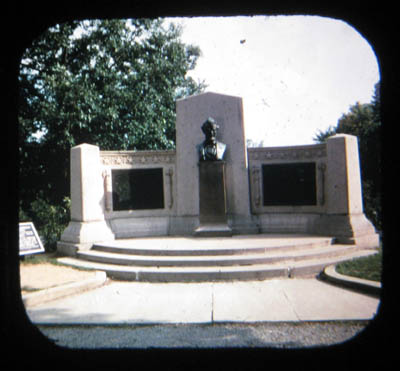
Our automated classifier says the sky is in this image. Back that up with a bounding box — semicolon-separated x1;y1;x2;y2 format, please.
166;15;380;147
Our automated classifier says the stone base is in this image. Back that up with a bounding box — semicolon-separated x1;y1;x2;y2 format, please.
228;214;260;235
57;241;82;256
258;213;320;234
313;213;379;248
59;220;115;245
193;224;233;237
169;216;200;236
110;217;169;238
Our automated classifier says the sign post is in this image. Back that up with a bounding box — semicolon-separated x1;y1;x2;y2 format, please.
19;222;45;256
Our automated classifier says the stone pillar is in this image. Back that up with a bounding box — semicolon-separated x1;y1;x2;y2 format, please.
58;143;114;254
315;134;379;247
174;92;258;235
326;134;363;214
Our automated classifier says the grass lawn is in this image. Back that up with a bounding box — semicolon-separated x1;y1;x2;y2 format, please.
20;252;92;271
335;247;382;282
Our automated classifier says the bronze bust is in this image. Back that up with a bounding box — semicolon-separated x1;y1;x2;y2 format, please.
198;117;226;161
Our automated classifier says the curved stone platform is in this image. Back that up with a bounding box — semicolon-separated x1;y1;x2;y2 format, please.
57;234;378;282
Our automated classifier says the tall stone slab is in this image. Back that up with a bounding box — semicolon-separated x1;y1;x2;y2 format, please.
174;92;257;235
315;134;379;247
325;134;363;214
58;143;114;254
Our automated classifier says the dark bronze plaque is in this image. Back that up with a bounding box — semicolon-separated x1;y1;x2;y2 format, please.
262;162;317;206
198;161;227;224
195;161;232;236
112;168;164;211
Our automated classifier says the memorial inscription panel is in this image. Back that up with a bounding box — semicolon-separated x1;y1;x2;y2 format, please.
262;162;317;206
198;161;227;224
112;168;164;211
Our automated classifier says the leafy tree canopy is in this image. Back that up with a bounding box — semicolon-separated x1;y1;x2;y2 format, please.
19;18;206;210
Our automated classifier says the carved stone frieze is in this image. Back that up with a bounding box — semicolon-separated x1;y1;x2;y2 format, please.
248;144;327;162
100;150;176;166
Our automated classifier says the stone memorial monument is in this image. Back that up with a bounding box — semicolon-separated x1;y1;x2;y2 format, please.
58;91;379;257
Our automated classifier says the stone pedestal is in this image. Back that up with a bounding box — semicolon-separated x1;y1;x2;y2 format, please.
314;134;379;247
58;144;114;254
194;161;232;237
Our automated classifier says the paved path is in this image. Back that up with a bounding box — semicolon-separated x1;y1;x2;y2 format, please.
26;277;380;324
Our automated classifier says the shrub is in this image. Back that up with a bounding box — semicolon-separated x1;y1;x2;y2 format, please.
23;197;70;252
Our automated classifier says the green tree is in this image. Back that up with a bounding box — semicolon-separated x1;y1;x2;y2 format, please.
19;18;206;249
313;82;381;230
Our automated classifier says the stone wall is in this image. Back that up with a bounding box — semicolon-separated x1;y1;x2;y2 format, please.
248;143;327;214
100;150;176;238
247;135;378;247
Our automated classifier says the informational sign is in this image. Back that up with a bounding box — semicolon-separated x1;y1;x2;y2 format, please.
19;222;45;256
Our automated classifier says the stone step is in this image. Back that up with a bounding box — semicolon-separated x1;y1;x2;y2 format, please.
78;244;360;267
57;249;376;282
92;235;334;256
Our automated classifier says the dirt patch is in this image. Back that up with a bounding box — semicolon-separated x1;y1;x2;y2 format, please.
20;263;98;294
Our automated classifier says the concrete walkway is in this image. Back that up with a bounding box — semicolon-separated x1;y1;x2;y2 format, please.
26;277;380;325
